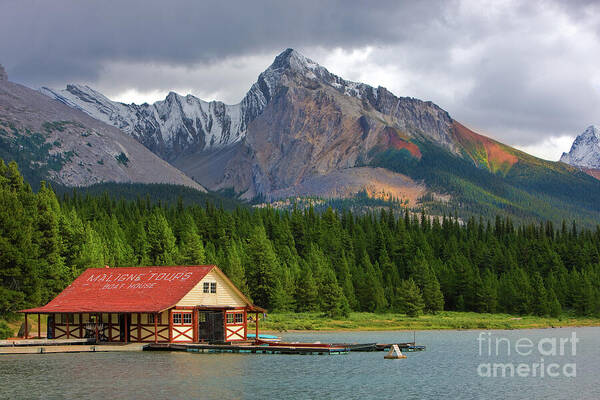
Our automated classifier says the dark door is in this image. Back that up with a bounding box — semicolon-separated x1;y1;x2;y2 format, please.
119;314;131;342
198;311;224;342
47;314;54;339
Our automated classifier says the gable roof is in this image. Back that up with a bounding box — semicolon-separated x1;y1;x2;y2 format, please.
21;265;216;313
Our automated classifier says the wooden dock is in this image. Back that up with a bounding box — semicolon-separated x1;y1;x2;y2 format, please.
144;341;426;355
145;342;350;355
0;339;145;355
1;338;424;356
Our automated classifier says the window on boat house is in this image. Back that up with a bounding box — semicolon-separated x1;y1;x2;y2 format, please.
227;312;244;324
203;282;217;293
173;312;192;325
148;313;161;324
173;313;181;325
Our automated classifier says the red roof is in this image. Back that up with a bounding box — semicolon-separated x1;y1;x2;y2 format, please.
21;265;215;313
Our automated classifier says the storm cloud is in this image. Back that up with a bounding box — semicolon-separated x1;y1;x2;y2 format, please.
1;0;599;160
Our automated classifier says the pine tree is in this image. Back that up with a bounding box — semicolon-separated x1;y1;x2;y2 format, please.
35;182;68;302
243;225;280;309
220;242;248;295
146;209;177;265
399;278;425;317
530;272;549;316
320;269;350;318
547;288;562;318
178;223;206;265
422;264;444;314
295;264;319;312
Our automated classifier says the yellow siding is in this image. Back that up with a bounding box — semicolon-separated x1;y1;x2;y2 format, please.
177;270;246;307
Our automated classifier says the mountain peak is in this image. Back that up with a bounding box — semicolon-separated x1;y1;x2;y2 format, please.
581;125;599;139
269;48;319;74
560;125;600;168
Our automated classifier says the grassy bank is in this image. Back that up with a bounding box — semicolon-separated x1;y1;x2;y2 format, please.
253;311;600;332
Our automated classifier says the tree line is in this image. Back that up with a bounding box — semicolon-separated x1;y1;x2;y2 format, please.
1;159;599;320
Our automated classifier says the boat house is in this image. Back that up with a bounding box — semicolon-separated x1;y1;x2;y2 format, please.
20;265;265;343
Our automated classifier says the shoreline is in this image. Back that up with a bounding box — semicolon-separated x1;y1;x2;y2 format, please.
262;324;600;334
253;311;600;333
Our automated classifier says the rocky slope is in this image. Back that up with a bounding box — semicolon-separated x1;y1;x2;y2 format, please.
560;126;600;179
41;49;465;201
0;69;205;191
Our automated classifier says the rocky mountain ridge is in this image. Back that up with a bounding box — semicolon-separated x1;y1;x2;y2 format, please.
560;125;600;168
41;49;458;161
41;49;465;201
0;76;205;191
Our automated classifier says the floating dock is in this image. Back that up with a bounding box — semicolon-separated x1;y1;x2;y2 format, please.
0;339;145;355
2;338;425;356
143;341;426;355
145;342;350;355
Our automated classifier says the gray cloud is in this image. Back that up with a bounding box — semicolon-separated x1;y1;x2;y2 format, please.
1;0;599;160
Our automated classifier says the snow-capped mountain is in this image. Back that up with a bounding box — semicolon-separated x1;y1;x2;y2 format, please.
560;125;600;169
40;84;250;161
0;70;205;190
40;49;457;161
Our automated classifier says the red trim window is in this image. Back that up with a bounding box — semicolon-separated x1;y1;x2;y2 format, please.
235;313;244;324
227;312;244;324
148;313;161;324
173;312;192;325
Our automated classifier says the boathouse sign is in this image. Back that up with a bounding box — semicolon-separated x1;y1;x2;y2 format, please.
87;272;194;290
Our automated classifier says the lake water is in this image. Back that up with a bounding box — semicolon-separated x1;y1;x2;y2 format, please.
2;327;599;399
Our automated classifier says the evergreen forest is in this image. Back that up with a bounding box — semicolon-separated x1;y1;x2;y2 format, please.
2;159;600;325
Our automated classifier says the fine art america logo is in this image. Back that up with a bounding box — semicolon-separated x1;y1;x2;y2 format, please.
477;332;578;378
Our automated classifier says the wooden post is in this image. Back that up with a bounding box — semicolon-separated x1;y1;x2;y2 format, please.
124;314;128;343
95;313;99;343
108;313;112;342
137;313;141;342
223;310;227;342
66;314;70;339
24;313;28;339
79;313;83;338
52;313;55;339
255;312;259;342
243;308;247;341
168;310;173;343
37;314;41;339
154;313;158;344
192;308;198;343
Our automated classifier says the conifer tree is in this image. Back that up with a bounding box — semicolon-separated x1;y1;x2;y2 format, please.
146;209;177;265
320;269;350;318
295;264;319;312
243;225;280;309
221;242;248;295
178;223;206;265
422;264;444;314
399;278;425;317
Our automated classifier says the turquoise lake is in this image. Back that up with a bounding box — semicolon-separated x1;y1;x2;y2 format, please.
2;327;599;399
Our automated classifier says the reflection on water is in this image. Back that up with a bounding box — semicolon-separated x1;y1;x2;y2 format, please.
1;328;600;400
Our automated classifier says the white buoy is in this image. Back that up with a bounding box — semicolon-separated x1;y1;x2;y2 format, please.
384;344;407;359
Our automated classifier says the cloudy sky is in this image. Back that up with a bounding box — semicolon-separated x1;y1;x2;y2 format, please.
2;0;599;160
